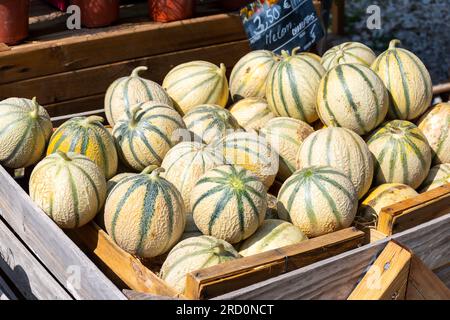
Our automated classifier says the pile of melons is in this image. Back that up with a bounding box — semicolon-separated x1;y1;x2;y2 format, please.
1;39;449;295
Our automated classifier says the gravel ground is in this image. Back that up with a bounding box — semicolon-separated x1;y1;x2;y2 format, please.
342;0;450;84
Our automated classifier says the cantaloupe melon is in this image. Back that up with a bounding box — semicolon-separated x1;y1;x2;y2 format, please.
29;151;107;229
229;98;275;131
180;214;203;241
163;61;229;114
0;97;52;169
417;102;450;164
104;166;186;258
419;163;450;192
160;235;240;294
191;165;267;244
238;219;307;257
105;66;173;126
317;63;389;135
277;166;358;237
229;50;279;101
296;127;374;199
112;102;185;171
47;115;118;179
367;120;432;188
321;42;377;70
372;39;432;120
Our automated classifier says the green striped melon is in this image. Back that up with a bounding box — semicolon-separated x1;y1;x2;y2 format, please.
367;120;432;188
104;167;186;258
419;163;450;192
160;235;240;294
180;214;203;241
191;165;267;244
229;98;275;131
296;127;374;199
112;101;185;171
30;151;107;229
372;39;432;120
299;52;322;62
47;115;118;179
163;61;229;114
417;103;450;164
321;42;376;70
0;97;52;169
277;166;358;237
358;183;418;224
261;117;314;181
161;142;223;209
266;48;326;123
317;63;389;135
229;50;279;101
238;219;307;257
105;66;173;126
212;131;279;188
106;172;137;196
183;104;242;144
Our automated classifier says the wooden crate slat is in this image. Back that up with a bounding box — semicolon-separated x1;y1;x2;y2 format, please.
377;183;450;236
185;227;365;299
0;165;126;300
0;273;17;300
0;218;72;300
45;94;104;118
214;213;450;300
0;40;250;105
434;263;450;289
0;14;246;85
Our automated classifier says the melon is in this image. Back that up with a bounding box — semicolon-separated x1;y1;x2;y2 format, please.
191;165;267;244
160;235;240;294
29;151;107;229
321;42;377;70
106;172;137;196
229;98;275;131
104;66;173;126
299;52;322;62
296;127;374;199
104;166;186;258
266;48;326;123
180;214;203;241
0;97;52;169
229;50;279;101
238;219;307;257
265;193;279;220
317;63;388;135
261;117;314;181
358;183;419;223
277;166;358;237
161;141;223;209
367;120;432;188
47;115;118;179
212;131;279;188
112;101;185;171
183;104;242;144
371;39;432;120
419;163;450;192
417;103;450;164
163;61;229;114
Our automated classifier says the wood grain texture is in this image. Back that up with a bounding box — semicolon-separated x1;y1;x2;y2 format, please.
45;94;105;118
214;213;450;300
434;264;450;289
0;218;72;300
0;274;16;300
185;227;365;299
123;289;181;301
0;40;250;105
377;183;450;236
0;165;126;300
348;241;412;300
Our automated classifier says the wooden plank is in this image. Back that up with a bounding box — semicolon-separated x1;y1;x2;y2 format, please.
0;218;72;300
377;183;450;236
45;94;104;118
0;43;10;53
406;256;450;300
331;0;345;36
0;273;16;300
51;109;106;127
214;213;450;300
65;222;184;299
185;227;365;299
434;264;450;288
432;83;450;95
0;14;246;85
123;289;181;301
348;241;411;300
0;40;250;105
0;165;126;300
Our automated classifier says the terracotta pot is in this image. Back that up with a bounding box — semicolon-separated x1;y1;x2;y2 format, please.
149;0;195;23
70;0;120;28
220;0;252;11
0;0;29;45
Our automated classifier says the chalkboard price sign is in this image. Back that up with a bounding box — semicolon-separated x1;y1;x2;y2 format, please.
240;0;324;54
